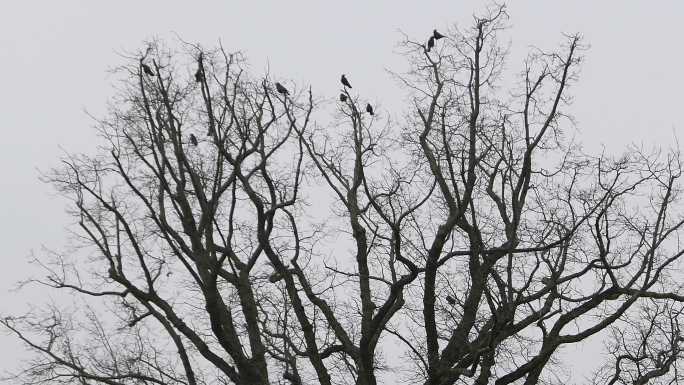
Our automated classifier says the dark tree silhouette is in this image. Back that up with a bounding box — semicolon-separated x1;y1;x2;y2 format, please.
5;5;684;385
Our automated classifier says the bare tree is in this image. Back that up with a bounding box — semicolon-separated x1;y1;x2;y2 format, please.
5;5;684;385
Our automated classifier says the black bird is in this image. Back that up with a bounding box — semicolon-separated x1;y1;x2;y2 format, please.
194;68;202;83
339;93;348;102
341;74;352;88
433;29;446;40
141;63;155;76
275;82;289;96
446;295;456;305
427;36;435;52
269;271;283;283
189;134;198;146
366;103;374;116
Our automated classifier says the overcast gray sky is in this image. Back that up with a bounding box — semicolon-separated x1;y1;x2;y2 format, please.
2;0;684;379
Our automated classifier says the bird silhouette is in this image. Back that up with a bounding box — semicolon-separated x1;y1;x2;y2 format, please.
189;134;198;146
141;63;155;76
341;74;352;88
433;29;446;40
269;271;283;283
275;82;289;96
366;103;374;116
427;36;435;52
194;68;202;83
339;93;348;102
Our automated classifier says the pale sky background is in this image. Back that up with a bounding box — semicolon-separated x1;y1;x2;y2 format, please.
1;0;683;381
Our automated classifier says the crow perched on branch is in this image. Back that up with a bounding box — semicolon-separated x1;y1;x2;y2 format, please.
341;74;352;88
269;272;283;283
141;63;155;76
189;134;198;146
366;103;374;116
194;53;204;83
275;82;289;96
427;36;435;52
339;93;348;102
433;29;446;40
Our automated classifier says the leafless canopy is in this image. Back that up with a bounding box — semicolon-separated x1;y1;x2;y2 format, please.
5;5;684;385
